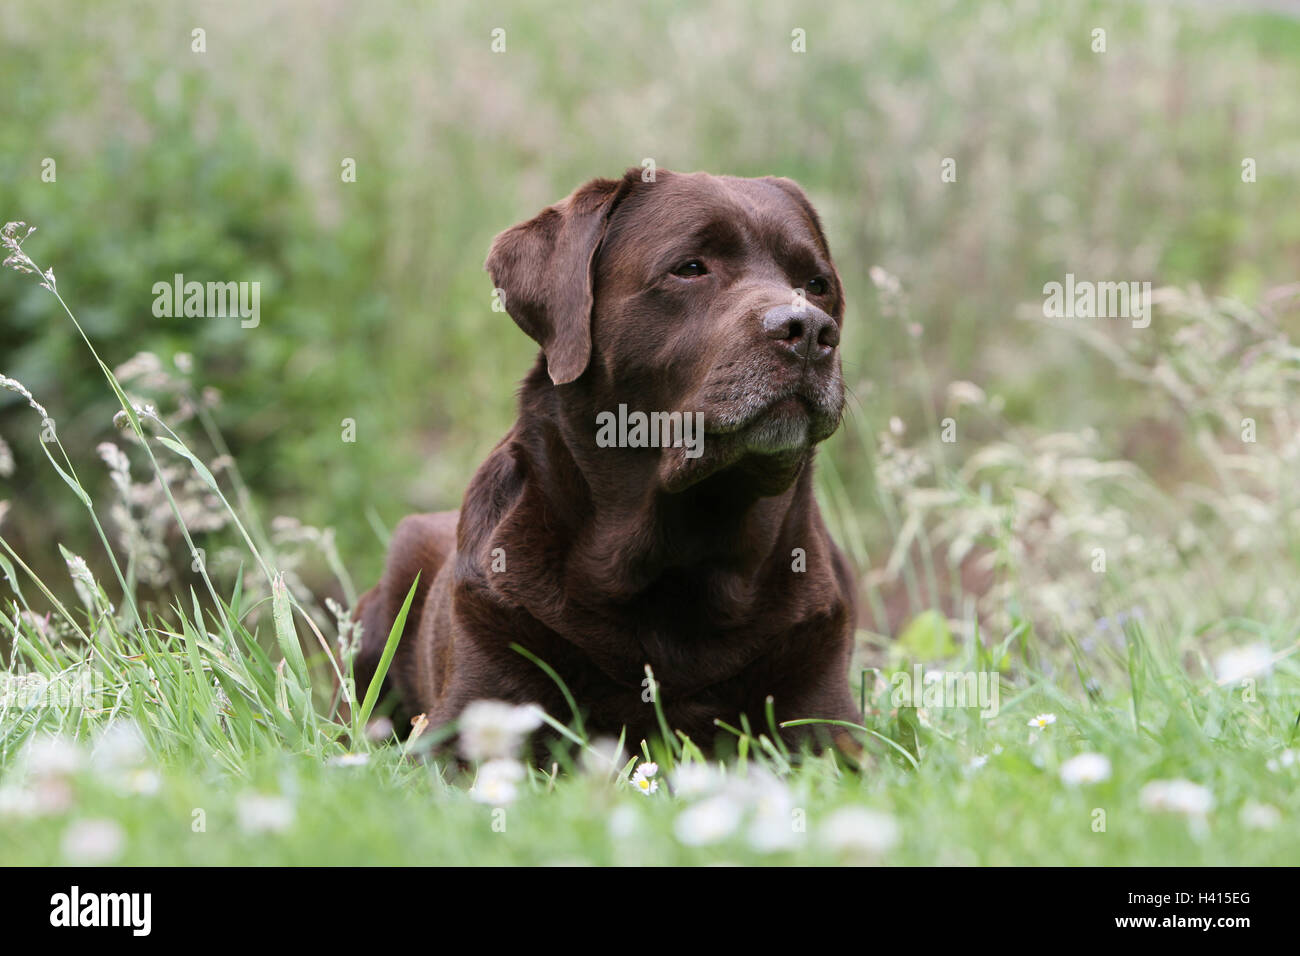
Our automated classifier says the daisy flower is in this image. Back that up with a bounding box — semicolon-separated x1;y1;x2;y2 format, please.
669;762;726;799
469;759;526;806
458;700;544;761
673;794;744;846
328;753;370;767
819;807;900;858
236;793;296;834
1265;749;1296;773
1139;779;1214;817
1060;753;1111;786
1027;713;1056;730
1214;644;1273;684
630;761;658;795
23;735;83;779
61;819;125;864
1239;802;1281;831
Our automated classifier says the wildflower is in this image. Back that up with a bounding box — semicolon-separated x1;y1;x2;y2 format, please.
327;753;370;767
1139;779;1214;817
118;769;162;796
1027;713;1056;730
469;759;526;806
748;811;802;853
964;754;989;774
746;773;801;852
236;793;296;834
457;700;544;760
673;794;744;846
0;785;40;817
61;819;125;864
1239;802;1281;831
630;761;658;795
868;265;902;296
1214;644;1273;684
1266;750;1297;773
22;735;83;779
1060;753;1111;786
947;381;987;407
819;807;900;858
669;762;726;799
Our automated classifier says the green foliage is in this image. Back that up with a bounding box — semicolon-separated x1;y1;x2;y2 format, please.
2;0;1299;865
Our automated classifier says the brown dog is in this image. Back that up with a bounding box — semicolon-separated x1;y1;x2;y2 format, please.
355;169;860;754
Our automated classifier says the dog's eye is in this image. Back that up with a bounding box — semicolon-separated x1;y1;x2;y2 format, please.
672;259;709;278
806;276;830;295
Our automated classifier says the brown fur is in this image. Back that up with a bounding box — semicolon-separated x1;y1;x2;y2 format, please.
356;169;861;754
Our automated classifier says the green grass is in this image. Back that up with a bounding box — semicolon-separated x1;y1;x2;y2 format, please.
4;0;1300;592
2;224;1298;865
4;0;1300;866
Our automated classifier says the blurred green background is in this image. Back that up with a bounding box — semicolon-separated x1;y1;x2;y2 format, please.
2;0;1298;607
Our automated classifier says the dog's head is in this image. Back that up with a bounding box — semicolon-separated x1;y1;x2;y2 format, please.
486;169;845;494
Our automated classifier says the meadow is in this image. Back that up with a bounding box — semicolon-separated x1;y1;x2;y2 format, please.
1;0;1298;865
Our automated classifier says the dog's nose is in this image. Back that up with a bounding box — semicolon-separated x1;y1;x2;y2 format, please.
761;304;839;361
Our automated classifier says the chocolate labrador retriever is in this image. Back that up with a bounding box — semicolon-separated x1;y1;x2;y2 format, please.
355;169;860;754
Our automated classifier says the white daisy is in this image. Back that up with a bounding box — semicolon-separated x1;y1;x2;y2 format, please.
669;762;726;799
61;819;125;864
1266;749;1296;773
746;775;801;853
1027;713;1057;730
630;761;659;795
1139;779;1214;817
819;807;900;857
1214;644;1274;684
673;794;744;846
327;753;370;767
457;700;544;761
118;769;162;796
236;793;296;834
23;735;83;779
469;758;526;806
1060;753;1111;786
1239;801;1281;831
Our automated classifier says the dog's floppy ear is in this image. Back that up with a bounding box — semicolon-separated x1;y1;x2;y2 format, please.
486;176;632;385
